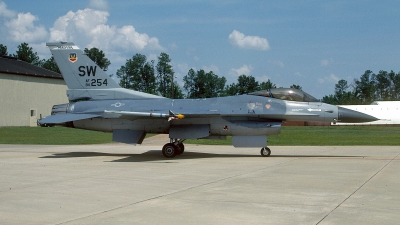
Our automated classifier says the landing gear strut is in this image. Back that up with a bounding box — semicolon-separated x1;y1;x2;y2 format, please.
162;139;185;158
260;147;271;157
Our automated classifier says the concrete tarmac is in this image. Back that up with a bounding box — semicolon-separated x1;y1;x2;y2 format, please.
0;144;399;225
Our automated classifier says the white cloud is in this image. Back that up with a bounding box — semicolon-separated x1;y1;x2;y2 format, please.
330;74;339;81
30;42;49;58
4;12;48;42
319;73;340;83
294;72;304;77
202;65;220;75
112;25;162;50
258;75;271;82
89;0;109;11
1;2;47;43
50;9;112;47
168;42;178;50
228;30;270;51
49;8;163;52
229;64;253;76
147;53;157;61
268;60;284;69
0;1;16;18
177;63;189;74
320;58;333;67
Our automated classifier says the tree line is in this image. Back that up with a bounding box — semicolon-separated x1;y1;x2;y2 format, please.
322;70;400;105
2;43;400;104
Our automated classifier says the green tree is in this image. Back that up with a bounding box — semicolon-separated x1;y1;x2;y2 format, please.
321;94;336;105
223;75;260;96
223;83;239;96
183;68;197;97
235;75;259;94
116;53;156;94
117;65;130;89
354;70;376;104
156;52;174;98
171;81;184;99
323;70;400;105
183;69;226;98
388;71;400;100
140;60;157;94
84;47;111;71
13;42;41;66
0;44;7;56
334;79;359;104
322;79;359;105
334;79;348;104
375;70;391;100
290;84;302;90
223;77;276;96
41;56;61;73
259;79;276;90
335;79;349;96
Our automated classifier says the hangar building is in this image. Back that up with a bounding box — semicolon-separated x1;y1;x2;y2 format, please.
0;55;68;127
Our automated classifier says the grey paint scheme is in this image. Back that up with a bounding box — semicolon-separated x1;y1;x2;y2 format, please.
39;42;378;153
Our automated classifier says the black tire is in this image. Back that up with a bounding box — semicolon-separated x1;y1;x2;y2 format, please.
162;143;176;158
260;147;271;157
175;143;185;155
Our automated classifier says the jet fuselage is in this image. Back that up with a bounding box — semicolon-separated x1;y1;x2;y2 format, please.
64;95;338;136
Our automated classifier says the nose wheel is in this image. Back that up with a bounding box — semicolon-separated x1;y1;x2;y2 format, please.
261;147;271;157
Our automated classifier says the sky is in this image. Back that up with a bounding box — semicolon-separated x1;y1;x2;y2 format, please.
1;0;400;99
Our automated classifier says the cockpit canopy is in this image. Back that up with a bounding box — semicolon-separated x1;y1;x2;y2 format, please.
249;88;319;102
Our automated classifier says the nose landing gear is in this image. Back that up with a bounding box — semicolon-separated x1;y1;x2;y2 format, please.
260;147;271;157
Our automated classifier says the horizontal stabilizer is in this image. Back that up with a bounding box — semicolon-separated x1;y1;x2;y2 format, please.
38;114;101;124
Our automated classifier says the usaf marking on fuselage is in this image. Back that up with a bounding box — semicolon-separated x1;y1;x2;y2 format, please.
111;102;125;107
39;42;378;158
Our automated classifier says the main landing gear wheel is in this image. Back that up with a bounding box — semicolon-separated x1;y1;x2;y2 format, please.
175;143;185;155
260;147;271;157
162;143;176;158
162;139;186;158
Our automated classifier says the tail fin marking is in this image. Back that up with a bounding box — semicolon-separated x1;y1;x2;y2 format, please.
47;42;164;101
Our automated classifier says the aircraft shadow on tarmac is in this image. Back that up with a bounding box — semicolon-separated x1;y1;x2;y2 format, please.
40;150;363;163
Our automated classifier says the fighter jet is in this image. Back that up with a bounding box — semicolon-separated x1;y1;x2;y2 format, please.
39;42;377;158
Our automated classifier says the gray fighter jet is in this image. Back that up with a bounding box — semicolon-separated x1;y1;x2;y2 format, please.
39;42;377;158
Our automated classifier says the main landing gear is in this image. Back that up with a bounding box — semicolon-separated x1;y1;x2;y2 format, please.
260;147;271;157
162;139;185;158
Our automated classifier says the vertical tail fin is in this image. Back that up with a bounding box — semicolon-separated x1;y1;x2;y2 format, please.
47;42;163;101
47;42;120;90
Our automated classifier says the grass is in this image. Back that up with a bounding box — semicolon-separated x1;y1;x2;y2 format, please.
0;127;113;145
0;126;399;146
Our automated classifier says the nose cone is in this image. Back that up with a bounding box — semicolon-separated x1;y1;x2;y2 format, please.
338;107;378;123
